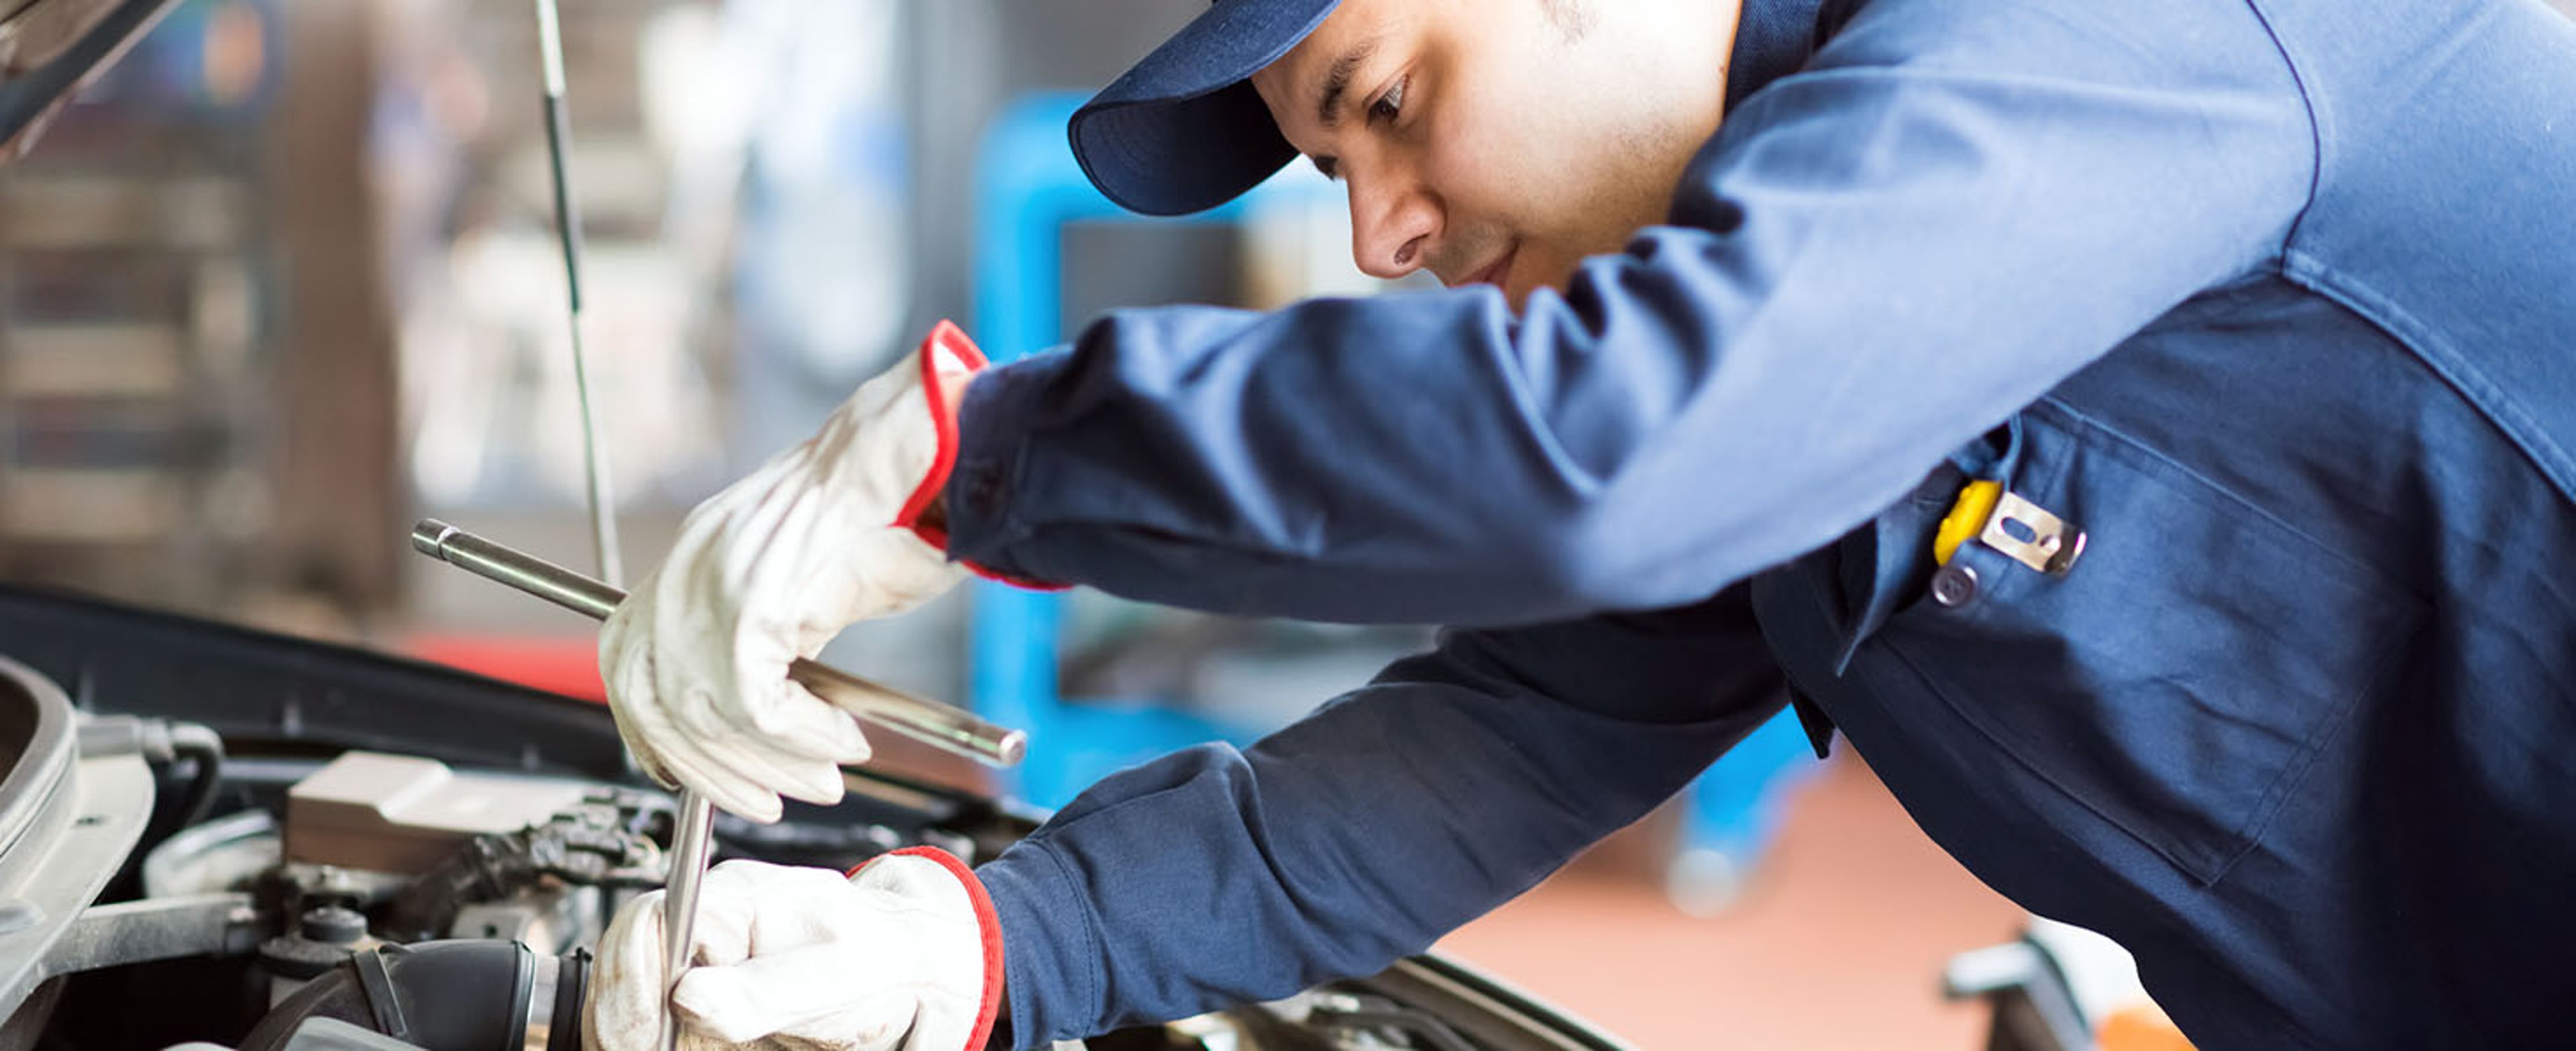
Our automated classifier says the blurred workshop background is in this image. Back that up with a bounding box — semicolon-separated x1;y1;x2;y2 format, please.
31;0;2545;1046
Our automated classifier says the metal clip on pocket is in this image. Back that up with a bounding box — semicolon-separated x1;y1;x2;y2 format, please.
1934;481;2086;576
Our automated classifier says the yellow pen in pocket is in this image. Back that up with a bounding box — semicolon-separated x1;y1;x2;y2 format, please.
1933;480;2004;566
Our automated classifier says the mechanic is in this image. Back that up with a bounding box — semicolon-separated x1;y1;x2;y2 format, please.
582;0;2576;1046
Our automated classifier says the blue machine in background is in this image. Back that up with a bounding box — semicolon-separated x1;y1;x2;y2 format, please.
969;93;1821;909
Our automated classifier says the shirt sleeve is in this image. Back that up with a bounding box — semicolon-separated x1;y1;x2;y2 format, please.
973;588;1786;1045
942;0;2312;626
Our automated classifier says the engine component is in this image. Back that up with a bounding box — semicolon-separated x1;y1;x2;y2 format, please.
285;753;603;874
144;810;284;899
443;886;596;959
43;893;264;977
377;793;663;946
710;810;906;869
133;759;661;1007
76;715;226;833
237;942;588;1051
258;905;379;985
0;582;1638;1051
274;1017;441;1051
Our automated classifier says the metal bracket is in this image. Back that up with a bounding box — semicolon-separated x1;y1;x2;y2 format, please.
1979;492;2086;576
40;893;264;978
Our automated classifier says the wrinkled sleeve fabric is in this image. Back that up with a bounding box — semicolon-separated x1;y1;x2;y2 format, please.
974;589;1786;1046
943;0;2312;626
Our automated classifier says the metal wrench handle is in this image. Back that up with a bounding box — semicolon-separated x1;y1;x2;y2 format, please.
657;795;716;1051
409;518;1028;768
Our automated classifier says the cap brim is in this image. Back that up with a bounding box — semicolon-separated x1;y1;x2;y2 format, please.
1070;0;1341;216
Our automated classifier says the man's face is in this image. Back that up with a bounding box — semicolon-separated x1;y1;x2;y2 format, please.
1249;0;1733;309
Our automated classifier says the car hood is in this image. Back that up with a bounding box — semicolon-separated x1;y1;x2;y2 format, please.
0;0;183;162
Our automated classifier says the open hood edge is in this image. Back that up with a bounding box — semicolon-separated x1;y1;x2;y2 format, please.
0;0;186;162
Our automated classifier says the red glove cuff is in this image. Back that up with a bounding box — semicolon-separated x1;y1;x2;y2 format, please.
851;846;1008;1051
894;321;1067;593
896;320;985;547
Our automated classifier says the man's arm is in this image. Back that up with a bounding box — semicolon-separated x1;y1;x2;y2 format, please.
945;0;2312;626
975;587;1786;1046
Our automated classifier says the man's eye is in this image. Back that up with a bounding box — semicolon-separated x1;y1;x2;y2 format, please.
1369;78;1407;123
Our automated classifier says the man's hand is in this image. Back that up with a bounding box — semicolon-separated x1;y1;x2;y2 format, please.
585;851;1005;1051
599;323;988;822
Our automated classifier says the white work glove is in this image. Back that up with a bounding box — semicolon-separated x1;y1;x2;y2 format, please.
585;850;1005;1051
600;322;987;822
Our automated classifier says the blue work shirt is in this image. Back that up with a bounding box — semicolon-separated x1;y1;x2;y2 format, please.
952;0;2576;1045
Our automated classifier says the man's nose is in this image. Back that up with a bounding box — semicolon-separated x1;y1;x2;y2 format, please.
1346;166;1439;280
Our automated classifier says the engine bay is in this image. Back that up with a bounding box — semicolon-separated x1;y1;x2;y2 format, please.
0;585;1627;1051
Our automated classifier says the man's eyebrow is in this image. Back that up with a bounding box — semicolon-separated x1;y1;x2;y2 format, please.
1316;34;1385;129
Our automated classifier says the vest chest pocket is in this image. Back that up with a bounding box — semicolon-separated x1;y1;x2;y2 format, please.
1871;401;2424;885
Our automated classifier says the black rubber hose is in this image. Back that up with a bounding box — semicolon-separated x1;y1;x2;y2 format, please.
166;720;225;828
85;716;231;897
239;942;588;1051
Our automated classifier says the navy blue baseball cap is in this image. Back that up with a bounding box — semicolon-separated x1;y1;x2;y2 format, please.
1069;0;1842;217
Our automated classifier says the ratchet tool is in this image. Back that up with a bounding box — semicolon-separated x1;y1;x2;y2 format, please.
409;518;1027;1050
409;519;1028;767
523;0;711;1040
494;3;1023;1048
